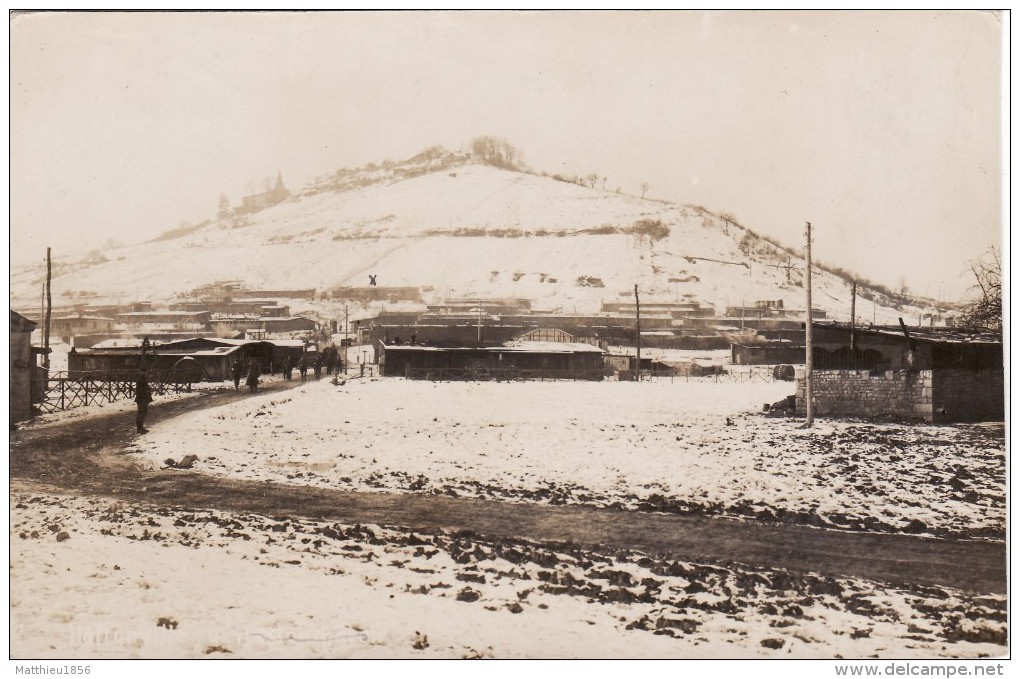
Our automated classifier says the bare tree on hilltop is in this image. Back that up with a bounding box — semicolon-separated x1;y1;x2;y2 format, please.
470;136;526;171
719;212;739;235
958;247;1002;334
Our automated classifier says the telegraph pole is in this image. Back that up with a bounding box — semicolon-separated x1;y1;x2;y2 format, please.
43;247;52;370
476;300;482;344
804;223;814;427
343;304;349;375
634;284;642;380
850;280;857;370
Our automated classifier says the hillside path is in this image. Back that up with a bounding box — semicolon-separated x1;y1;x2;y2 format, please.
9;382;1005;595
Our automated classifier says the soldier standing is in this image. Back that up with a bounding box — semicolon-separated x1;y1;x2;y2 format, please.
231;358;244;390
135;369;153;433
246;359;261;393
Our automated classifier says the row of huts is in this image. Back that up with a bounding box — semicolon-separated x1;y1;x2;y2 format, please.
64;324;1012;424
375;321;1003;423
26;302;318;350
356;298;825;350
10;306;1004;424
8;314;325;424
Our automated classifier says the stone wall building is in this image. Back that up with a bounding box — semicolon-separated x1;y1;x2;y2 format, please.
796;323;1003;422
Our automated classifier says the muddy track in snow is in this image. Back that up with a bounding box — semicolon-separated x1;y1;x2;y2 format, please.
9;381;1006;595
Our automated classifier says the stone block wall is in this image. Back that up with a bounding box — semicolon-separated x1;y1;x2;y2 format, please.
932;369;1005;422
795;369;932;421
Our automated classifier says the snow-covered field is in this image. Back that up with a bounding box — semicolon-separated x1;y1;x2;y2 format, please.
131;378;1005;539
10;372;1006;660
10;487;1006;659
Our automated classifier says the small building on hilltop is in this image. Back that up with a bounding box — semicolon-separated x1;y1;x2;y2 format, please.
235;173;291;215
796;323;1003;422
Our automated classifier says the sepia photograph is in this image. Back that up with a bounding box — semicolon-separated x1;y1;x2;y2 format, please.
7;9;1007;671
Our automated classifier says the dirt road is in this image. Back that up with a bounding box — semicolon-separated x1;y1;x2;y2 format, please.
9;382;1006;595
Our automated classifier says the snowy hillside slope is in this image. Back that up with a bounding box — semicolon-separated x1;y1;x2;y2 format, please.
10;159;935;323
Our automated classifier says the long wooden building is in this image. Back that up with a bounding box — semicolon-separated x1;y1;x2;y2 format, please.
379;341;605;381
67;337;313;381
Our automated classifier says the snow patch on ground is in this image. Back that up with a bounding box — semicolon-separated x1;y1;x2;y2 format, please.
131;378;1005;539
10;488;1006;659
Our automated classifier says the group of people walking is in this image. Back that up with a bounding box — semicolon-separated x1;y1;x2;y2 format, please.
230;345;345;389
137;343;349;435
230;357;263;393
278;346;344;382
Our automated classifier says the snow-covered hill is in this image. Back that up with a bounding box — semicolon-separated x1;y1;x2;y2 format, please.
10;156;937;323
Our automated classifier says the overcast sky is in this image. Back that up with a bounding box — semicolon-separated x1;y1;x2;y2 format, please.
9;10;1004;301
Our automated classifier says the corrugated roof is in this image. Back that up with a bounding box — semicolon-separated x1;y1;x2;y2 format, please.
189;347;243;356
53;315;116;322
117;310;208;316
385;342;604;354
92;338;168;349
503;341;604;353
813;322;1001;345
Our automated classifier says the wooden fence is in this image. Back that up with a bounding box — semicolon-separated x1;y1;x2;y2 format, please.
32;370;193;414
388;367;779;383
641;369;779;384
